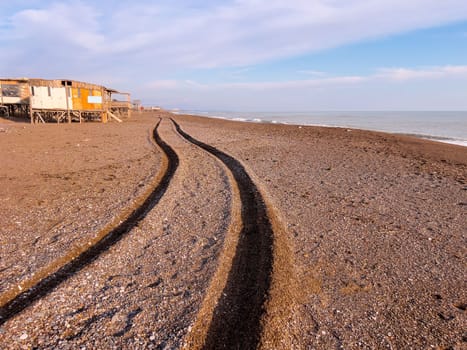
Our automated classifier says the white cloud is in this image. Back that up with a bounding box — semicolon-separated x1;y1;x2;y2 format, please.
13;3;104;50
2;0;467;77
146;65;467;92
146;80;183;89
1;1;467;109
219;75;367;90
147;79;209;89
376;65;467;81
136;64;467;109
146;75;368;92
297;70;327;77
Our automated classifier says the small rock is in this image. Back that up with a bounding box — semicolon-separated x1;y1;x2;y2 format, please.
19;333;28;340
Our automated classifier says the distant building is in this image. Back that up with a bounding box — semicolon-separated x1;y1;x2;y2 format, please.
0;78;131;123
132;99;142;111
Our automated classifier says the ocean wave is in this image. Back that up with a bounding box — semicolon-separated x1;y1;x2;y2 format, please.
403;133;467;147
431;139;467;147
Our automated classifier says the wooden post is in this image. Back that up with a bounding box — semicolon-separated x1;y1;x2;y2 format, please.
0;83;4;107
108;90;112;123
107;111;122;122
29;88;33;124
127;93;131;118
0;83;6;119
65;83;71;123
101;87;106;123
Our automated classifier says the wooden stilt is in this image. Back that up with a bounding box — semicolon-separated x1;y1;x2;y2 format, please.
65;84;71;124
107;111;123;122
29;97;33;124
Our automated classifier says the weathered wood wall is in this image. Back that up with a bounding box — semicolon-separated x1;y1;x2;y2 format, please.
71;87;104;111
0;80;30;105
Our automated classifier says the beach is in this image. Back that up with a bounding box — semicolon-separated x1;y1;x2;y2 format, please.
0;111;465;349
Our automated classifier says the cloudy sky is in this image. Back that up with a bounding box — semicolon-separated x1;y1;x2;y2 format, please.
1;0;467;110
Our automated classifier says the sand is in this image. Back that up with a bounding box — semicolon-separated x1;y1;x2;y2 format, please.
0;111;465;349
175;114;466;349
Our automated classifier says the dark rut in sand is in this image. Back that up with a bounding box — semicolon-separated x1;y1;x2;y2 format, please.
0;119;179;325
172;119;274;349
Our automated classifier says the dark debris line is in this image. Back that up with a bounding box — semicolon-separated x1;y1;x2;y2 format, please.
172;119;274;349
0;119;179;325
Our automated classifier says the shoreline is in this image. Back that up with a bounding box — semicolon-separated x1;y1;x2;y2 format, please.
172;110;467;147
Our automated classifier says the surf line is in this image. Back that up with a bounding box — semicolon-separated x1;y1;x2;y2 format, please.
0;119;179;325
172;119;274;349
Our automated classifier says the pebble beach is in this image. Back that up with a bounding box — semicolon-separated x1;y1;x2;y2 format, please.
0;111;465;349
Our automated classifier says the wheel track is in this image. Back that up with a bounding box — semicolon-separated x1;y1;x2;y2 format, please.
172;119;276;349
0;119;179;325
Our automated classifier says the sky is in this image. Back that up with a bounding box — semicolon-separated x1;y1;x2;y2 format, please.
1;0;467;111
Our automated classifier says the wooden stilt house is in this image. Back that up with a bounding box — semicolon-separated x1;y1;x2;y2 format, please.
0;78;132;123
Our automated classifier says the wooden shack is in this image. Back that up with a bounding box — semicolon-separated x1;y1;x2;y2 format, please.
28;79;107;123
0;78;132;123
106;89;132;122
0;78;30;118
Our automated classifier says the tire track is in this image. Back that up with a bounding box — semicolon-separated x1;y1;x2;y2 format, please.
172;119;274;349
0;119;179;325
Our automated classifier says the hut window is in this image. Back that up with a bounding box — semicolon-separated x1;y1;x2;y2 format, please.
2;84;20;97
77;88;81;98
31;86;35;96
89;89;93;96
47;86;52;97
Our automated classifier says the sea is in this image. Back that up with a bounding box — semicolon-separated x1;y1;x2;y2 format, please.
176;110;467;147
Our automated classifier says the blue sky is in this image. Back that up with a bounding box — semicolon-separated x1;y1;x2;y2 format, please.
1;0;467;110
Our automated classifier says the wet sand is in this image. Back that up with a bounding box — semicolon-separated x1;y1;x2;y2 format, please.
0;111;465;349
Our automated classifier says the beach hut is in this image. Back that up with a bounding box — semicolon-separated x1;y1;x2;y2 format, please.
28;79;106;123
0;78;132;123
